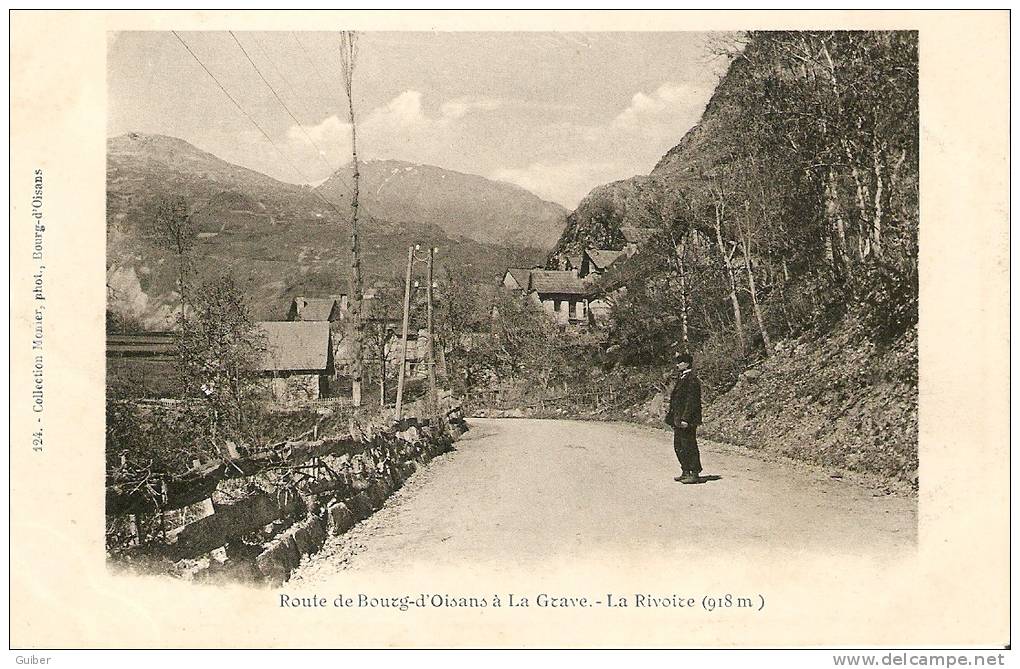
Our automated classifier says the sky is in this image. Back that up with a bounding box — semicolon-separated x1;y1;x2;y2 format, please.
108;31;732;209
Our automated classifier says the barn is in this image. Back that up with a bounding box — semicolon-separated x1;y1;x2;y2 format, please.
255;321;334;402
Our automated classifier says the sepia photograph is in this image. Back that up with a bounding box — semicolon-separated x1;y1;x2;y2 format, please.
9;9;1009;653
104;28;919;584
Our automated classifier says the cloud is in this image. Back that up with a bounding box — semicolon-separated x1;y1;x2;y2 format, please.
491;160;626;209
484;81;714;207
268;90;505;182
439;96;503;119
274;91;505;180
612;82;707;127
365;90;430;129
207;81;713;206
284;114;352;171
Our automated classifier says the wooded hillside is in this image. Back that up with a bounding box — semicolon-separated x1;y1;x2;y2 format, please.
549;31;919;483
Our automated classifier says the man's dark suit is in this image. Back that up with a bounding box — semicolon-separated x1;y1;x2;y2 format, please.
666;370;703;476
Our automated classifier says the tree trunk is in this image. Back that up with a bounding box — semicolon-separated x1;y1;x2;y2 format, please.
712;200;746;354
871;144;885;259
842;140;872;262
739;203;772;356
674;234;690;348
824;172;850;279
379;334;386;408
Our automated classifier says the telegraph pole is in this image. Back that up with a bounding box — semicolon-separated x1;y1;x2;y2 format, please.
394;245;415;419
426;247;438;415
339;31;364;407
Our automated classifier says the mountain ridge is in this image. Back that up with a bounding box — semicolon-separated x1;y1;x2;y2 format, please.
105;132;549;329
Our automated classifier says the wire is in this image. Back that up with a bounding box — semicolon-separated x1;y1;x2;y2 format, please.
229;30;339;179
253;33;354;200
291;32;347;110
169;30;349;219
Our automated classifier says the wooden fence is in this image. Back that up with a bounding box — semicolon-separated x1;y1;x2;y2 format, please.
107;396;467;585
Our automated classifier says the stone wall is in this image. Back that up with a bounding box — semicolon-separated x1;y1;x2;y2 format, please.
110;401;469;586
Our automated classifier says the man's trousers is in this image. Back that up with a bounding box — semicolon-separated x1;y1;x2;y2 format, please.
673;426;702;475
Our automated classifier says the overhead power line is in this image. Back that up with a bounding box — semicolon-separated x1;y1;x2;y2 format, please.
291;32;350;116
250;33;354;200
169;30;349;218
228;30;340;180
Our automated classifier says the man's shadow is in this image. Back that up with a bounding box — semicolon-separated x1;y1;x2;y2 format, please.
689;474;723;484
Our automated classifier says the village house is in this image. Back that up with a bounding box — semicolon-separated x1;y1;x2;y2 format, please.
286;295;347;322
501;267;539;292
255;320;334;402
579;248;625;280
586;249;663;327
106;331;177;397
527;269;589;326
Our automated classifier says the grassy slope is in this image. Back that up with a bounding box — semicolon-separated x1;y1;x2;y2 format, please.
701;322;918;486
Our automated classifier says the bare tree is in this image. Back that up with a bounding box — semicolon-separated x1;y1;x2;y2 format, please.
339;30;364;406
151;196;195;326
708;179;746;354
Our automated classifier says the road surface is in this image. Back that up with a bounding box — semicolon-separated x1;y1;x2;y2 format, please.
292;418;915;580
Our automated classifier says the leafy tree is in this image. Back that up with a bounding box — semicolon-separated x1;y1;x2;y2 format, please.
176;275;266;450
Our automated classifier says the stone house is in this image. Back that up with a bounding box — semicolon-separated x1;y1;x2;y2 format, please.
106;331;177;398
286;295;346;322
501;267;538;292
620;226;656;254
255;321;334;402
527;269;590;326
579;248;625;280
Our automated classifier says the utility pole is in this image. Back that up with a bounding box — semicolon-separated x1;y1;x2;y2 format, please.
394;245;415;419
426;247;438;416
378;328;387;409
339;31;364;407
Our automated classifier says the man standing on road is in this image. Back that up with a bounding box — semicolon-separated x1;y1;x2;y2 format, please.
665;351;703;484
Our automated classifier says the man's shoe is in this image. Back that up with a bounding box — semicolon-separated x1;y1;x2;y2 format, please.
679;473;700;484
673;475;684;482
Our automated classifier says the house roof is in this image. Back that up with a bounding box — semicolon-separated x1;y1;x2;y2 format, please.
529;270;589;296
504;267;533;289
592;251;661;296
620;227;656;244
290;295;344;321
585;248;625;271
106;332;176;357
255;321;331;372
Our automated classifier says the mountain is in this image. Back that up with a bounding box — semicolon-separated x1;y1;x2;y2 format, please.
549;175;667;257
107;132;332;235
548;52;746;259
106;133;547;329
544;33;919;485
316;159;568;249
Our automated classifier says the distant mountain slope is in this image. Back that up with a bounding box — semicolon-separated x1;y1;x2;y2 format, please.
105;133;545;329
317;159;568;249
107;132;332;235
549;175;668;257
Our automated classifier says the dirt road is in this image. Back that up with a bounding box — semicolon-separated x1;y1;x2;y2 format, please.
293;418;915;580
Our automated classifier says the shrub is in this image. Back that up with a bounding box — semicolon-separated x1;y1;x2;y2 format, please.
850;258;918;344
